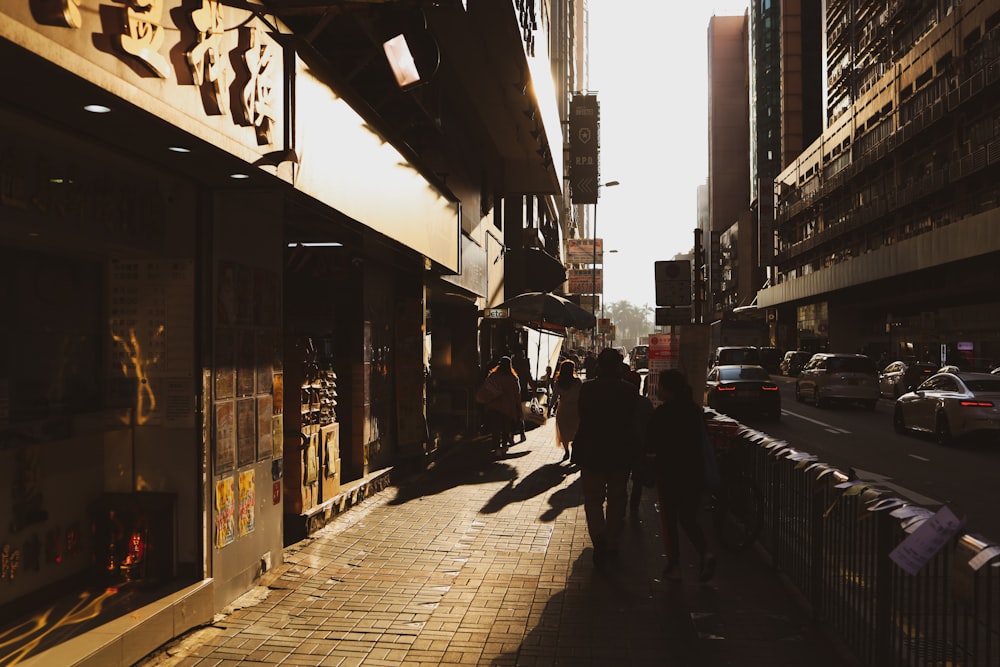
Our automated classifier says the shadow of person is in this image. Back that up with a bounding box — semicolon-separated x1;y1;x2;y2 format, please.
488;537;700;666
539;472;583;522
387;437;518;506
480;463;573;514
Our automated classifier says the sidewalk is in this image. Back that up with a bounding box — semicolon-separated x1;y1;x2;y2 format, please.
138;418;845;667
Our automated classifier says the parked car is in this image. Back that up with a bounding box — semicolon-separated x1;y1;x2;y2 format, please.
894;372;1000;445
629;345;649;370
878;360;939;398
780;350;812;377
796;353;879;410
937;365;962;374
705;364;781;420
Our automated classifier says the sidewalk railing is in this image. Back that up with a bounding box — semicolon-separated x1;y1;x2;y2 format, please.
717;418;1000;667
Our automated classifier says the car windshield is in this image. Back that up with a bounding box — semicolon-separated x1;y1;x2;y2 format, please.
719;367;769;381
964;379;1000;393
827;357;875;374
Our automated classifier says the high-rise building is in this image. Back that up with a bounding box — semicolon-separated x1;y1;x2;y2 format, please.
760;0;1000;365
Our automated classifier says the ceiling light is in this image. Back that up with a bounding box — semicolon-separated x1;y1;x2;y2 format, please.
84;104;111;113
287;242;343;248
168;146;191;153
230;173;250;179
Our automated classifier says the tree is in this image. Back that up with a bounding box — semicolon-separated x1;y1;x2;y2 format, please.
606;300;654;350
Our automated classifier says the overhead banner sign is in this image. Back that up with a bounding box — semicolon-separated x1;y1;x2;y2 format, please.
566;238;602;265
569;94;599;204
568;268;601;294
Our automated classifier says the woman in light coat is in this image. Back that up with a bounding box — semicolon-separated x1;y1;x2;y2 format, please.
552;359;582;462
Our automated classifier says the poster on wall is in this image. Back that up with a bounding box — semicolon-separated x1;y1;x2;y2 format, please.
272;372;283;414
215;476;235;548
236;398;256;467
256;395;273;460
256;331;274;394
215;328;235;399
237;329;256;396
238;470;256;537
272;414;283;458
215;401;235;472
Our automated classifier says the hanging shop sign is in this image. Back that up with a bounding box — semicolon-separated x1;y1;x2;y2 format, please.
12;0;283;151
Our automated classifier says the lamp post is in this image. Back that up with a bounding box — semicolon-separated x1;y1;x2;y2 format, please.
592;180;620;350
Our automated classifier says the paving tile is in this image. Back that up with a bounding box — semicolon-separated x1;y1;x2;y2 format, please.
136;419;844;667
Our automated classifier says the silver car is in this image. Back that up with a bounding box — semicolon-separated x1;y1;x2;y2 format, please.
893;372;1000;445
795;353;879;410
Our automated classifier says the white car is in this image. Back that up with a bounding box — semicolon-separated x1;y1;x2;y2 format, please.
893;372;1000;445
795;353;880;410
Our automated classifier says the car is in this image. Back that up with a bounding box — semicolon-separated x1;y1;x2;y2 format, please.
878;360;939;398
709;346;760;368
630;345;649;370
893;372;1000;445
795;353;879;410
705;364;781;420
937;365;962;374
780;350;812;377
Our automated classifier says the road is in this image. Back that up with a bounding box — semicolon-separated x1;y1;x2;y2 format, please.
729;376;1000;542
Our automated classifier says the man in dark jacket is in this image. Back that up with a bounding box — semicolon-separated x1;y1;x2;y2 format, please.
572;348;640;566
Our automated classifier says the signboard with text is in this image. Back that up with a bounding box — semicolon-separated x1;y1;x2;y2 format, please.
566;238;603;265
569;94;600;204
568;269;602;295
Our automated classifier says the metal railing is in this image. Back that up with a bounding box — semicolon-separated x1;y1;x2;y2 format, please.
729;424;1000;666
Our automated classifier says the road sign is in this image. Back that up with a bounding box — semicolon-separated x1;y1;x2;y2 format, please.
566;238;602;264
655;260;692;306
568;268;602;294
569;94;599;204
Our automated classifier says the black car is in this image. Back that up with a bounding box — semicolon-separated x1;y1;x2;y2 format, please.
630;345;649;370
705;364;781;420
780;350;812;376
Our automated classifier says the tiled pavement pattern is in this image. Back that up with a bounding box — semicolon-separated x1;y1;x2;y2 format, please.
139;419;846;667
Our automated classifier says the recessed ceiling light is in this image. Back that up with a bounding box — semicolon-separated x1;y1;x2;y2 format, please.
84;104;111;113
230;173;250;179
168;146;191;153
48;178;74;184
28;232;40;238
287;242;344;248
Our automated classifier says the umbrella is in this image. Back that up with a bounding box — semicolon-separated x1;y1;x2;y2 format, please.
494;291;596;330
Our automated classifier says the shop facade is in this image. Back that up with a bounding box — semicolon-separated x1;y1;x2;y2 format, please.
0;1;461;664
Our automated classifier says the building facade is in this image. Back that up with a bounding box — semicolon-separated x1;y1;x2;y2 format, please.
760;0;1000;367
0;1;575;663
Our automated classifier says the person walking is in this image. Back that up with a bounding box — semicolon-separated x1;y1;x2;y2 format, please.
623;362;652;519
511;349;534;442
551;359;582;463
572;349;640;567
479;356;522;456
645;369;716;582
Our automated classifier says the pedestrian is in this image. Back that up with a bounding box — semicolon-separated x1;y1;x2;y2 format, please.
644;369;716;582
622;362;652;518
552;359;582;462
477;356;522;456
572;348;640;567
539;365;554;415
511;349;534;442
582;350;598;379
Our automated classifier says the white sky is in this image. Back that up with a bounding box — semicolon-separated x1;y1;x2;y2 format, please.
588;1;750;310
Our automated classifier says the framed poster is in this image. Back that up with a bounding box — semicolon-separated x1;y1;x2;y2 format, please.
303;431;319;485
256;395;273;460
321;423;339;479
236;329;255;397
214;328;235;400
214;401;235;473
236;398;256;467
272;414;283;458
272;372;283;414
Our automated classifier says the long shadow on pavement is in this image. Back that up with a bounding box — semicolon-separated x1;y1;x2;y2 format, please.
387;435;519;506
480;462;576;514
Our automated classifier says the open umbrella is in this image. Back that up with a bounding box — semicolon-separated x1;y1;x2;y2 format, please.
494;291;596;330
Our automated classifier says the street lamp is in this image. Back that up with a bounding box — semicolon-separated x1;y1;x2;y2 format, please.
602;249;619;349
592;180;620;349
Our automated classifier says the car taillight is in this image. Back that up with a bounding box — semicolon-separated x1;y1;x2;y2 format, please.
761;385;779;391
960;400;994;408
718;385;736;392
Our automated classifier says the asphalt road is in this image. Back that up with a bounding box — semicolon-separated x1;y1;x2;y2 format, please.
730;376;1000;543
